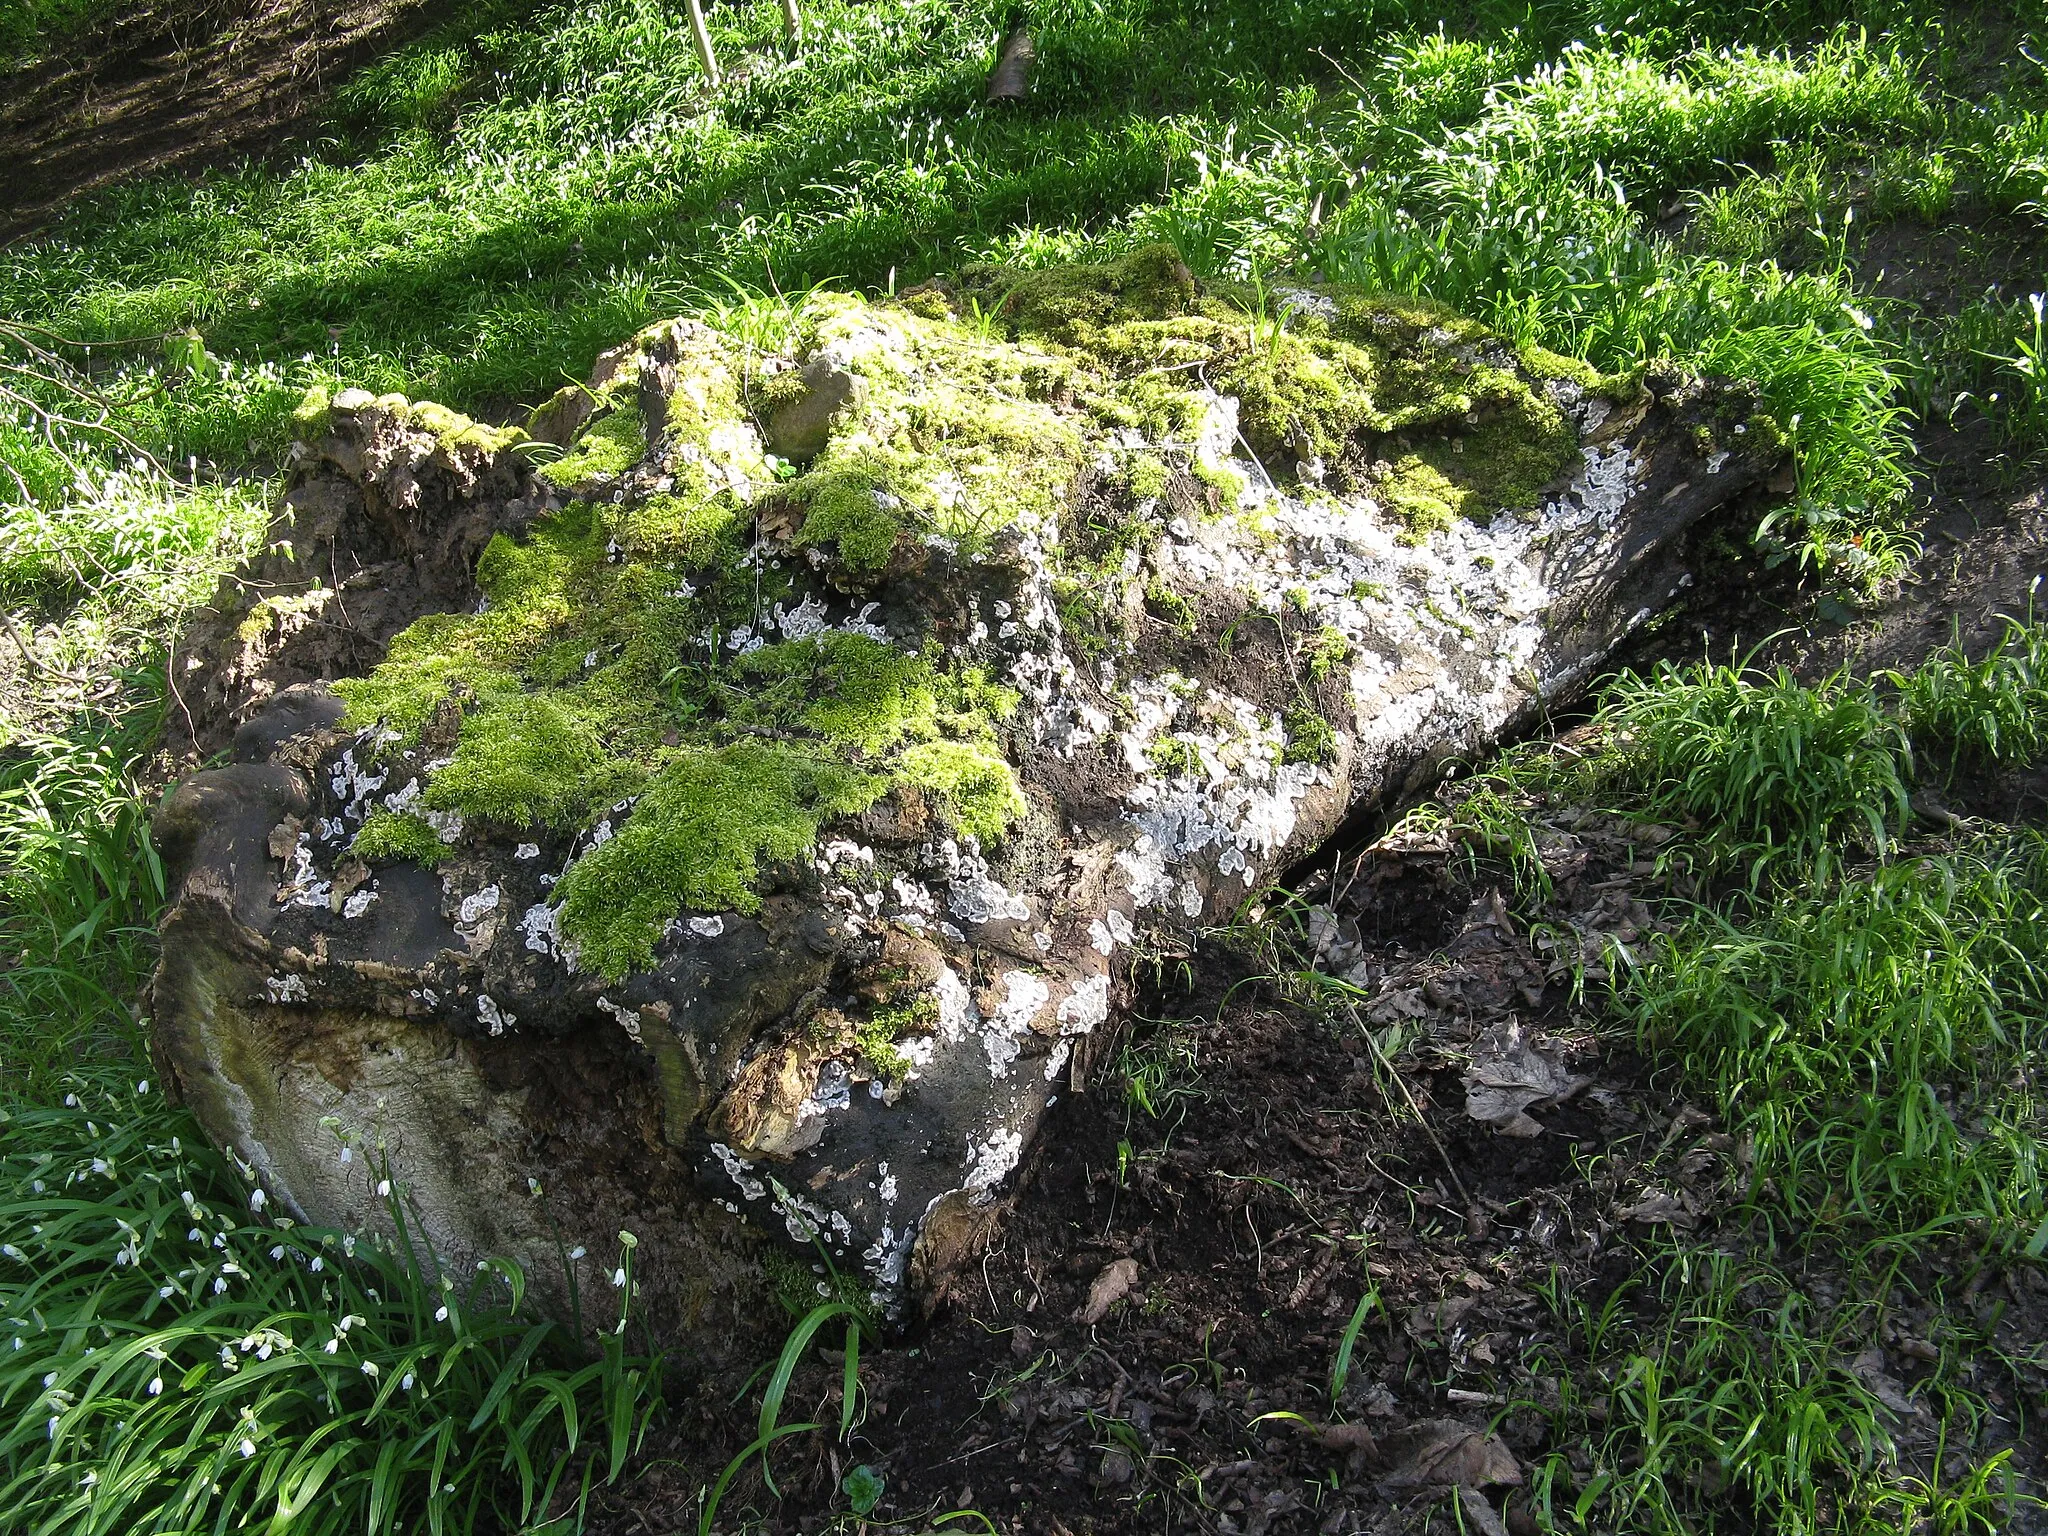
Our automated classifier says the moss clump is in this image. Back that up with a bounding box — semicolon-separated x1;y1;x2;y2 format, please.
557;744;887;979
1303;626;1351;680
854;994;938;1084
778;295;1089;571
1376;458;1467;541
900;741;1027;845
788;454;907;571
1282;702;1336;765
1144;579;1196;634
539;407;645;489
290;386;331;441
424;694;642;829
959;243;1199;344
351;809;446;867
1148;736;1203;778
1126;454;1170;502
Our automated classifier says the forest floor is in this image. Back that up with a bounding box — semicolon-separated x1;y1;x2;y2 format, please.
0;0;442;241
6;2;2048;1534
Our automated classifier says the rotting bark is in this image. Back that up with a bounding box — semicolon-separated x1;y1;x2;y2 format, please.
148;250;1781;1353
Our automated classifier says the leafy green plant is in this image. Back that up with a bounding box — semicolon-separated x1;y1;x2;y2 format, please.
1893;613;2048;767
700;1300;868;1535
0;1071;661;1535
1598;655;1912;881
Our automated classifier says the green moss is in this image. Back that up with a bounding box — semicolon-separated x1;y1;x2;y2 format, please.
899;740;1026;845
350;809;446;868
1282;702;1336;765
1190;456;1245;503
1303;626;1351;680
401;398;529;457
538;406;644;489
622;492;742;566
1377;458;1467;541
789;453;906;571
962;243;1199;344
854;994;939;1084
424;694;641;829
290;386;331;441
1148;736;1203;778
1126;454;1170;502
557;743;888;979
1409;378;1579;518
1144;579;1196;634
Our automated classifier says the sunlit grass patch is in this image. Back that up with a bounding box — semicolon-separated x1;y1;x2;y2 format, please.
0;1069;660;1535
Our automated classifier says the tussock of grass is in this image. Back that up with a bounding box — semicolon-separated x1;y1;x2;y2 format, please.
1599;655;1912;879
1894;613;2048;766
1624;836;2048;1248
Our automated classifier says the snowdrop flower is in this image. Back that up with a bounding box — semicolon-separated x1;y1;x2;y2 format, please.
310;1257;323;1273
339;1147;352;1166
249;1188;266;1212
322;1338;338;1355
568;1246;586;1260
610;1268;626;1288
148;1377;163;1396
212;1278;227;1295
270;1246;285;1261
434;1305;449;1323
239;1438;255;1458
136;1081;149;1095
1;1244;23;1261
376;1180;391;1197
160;1286;175;1298
360;1361;379;1378
400;1372;415;1392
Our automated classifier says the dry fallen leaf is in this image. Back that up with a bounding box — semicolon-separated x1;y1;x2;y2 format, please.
1381;1420;1523;1490
1318;1422;1379;1456
1078;1258;1139;1325
1618;1188;1695;1228
1463;1020;1588;1137
1405;1293;1478;1339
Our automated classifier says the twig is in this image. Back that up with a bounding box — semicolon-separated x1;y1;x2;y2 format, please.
1;608;92;685
1341;997;1475;1211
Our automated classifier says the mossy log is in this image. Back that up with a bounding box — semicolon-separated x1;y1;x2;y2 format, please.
148;249;1780;1357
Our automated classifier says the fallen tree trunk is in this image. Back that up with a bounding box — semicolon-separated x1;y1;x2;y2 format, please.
148;249;1779;1359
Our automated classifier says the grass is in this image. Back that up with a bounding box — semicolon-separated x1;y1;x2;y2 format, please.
5;0;2048;603
6;0;2048;1528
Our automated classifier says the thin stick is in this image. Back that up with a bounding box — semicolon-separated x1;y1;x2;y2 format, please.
2;608;91;685
1340;997;1474;1212
684;0;721;87
780;0;801;47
